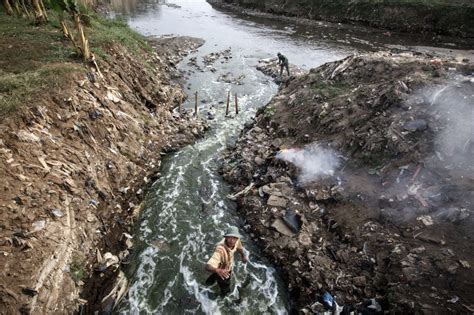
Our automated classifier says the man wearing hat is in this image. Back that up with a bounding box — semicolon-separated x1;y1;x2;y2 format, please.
205;226;248;296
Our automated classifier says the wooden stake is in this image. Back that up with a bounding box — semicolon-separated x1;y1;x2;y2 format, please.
226;91;230;116
234;93;239;115
194;91;198;116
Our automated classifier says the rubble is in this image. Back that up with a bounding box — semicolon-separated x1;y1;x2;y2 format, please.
220;52;474;312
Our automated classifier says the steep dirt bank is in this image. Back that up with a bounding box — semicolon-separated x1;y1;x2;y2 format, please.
208;0;474;39
220;53;474;313
0;30;208;314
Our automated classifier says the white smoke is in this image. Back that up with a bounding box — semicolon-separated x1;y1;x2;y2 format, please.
276;143;340;183
429;79;474;171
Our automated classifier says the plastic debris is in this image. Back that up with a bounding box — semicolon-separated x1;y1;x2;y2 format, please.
282;208;302;233
51;209;65;218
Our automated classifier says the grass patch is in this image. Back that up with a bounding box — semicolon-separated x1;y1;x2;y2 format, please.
0;9;153;117
88;15;152;56
0;11;78;73
69;252;87;284
311;81;348;99
0;63;84;117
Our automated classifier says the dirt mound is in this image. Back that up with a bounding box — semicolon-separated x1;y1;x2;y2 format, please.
0;37;207;314
220;52;474;313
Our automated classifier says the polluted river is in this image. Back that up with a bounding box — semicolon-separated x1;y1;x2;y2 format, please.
106;0;460;313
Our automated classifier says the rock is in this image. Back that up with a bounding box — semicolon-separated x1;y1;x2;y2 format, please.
267;195;288;207
271;218;295;236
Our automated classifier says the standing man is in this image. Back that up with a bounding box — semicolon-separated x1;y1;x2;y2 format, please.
277;52;290;77
205;226;248;296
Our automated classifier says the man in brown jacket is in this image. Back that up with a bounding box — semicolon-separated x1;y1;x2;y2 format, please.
205;226;248;296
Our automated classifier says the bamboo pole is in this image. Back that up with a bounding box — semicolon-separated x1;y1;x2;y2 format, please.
234;93;239;115
226;91;230;116
4;0;14;15
194;91;198;116
73;12;91;61
20;0;31;18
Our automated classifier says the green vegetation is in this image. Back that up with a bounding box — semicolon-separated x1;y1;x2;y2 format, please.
311;81;347;99
0;7;151;117
89;16;152;54
230;0;474;37
69;253;86;283
264;105;276;118
0;64;82;116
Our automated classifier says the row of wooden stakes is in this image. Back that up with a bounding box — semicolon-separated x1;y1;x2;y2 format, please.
178;91;239;116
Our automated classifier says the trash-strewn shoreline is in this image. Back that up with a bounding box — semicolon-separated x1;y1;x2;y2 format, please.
220;53;474;313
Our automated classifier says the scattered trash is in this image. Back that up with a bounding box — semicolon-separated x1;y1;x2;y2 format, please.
31;220;46;233
417;215;434;226
282;208;302;233
51;209;65;218
89;199;99;208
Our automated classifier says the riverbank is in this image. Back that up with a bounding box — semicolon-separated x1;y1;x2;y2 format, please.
0;11;207;314
208;0;474;40
220;53;474;312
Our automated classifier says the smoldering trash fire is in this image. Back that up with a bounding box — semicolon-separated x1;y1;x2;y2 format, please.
276;143;340;184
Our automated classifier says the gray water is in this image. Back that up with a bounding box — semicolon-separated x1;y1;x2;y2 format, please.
113;1;361;314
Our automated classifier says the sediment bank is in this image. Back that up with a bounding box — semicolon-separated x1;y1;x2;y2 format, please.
208;0;474;39
0;12;208;313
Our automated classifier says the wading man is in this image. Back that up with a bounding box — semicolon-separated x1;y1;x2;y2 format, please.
277;52;290;76
205;226;248;296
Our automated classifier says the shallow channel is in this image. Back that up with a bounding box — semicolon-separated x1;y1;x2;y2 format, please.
111;0;370;314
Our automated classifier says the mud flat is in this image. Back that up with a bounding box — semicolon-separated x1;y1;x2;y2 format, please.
220;53;474;313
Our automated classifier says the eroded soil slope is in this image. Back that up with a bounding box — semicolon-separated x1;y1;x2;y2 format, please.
0;37;207;314
221;53;474;313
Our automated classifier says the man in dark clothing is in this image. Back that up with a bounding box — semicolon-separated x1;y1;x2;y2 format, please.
277;52;290;76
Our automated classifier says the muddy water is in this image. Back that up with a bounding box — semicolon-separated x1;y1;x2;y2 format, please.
111;1;374;314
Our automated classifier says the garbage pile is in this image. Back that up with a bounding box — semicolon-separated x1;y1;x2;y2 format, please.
220;52;474;312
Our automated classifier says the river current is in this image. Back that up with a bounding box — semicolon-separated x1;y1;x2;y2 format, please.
112;1;361;314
